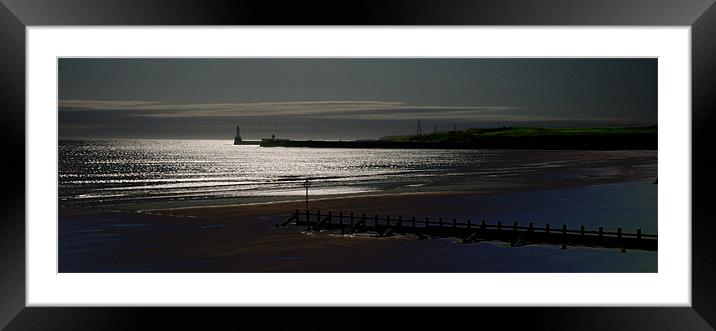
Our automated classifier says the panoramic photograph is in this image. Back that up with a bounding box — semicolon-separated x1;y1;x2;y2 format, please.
58;58;657;272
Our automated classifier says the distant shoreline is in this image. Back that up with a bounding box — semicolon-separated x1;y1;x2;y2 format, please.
256;126;657;150
258;137;656;150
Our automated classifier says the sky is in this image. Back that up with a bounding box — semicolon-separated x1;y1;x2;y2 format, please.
58;58;657;140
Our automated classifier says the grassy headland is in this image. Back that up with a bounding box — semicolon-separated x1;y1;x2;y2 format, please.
371;126;657;150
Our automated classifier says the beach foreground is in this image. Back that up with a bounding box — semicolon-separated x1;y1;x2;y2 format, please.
60;179;657;272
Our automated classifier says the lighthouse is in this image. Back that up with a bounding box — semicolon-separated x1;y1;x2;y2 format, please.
234;126;242;145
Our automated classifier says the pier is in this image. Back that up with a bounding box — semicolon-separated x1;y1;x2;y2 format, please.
257;136;656;150
277;210;657;251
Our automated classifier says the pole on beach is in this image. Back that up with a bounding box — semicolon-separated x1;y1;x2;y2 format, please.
306;209;310;232
303;180;311;212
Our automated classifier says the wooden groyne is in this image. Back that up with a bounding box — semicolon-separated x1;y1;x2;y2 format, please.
277;210;657;251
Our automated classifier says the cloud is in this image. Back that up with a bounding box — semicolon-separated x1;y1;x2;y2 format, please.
59;99;518;119
59;100;162;109
58;99;654;124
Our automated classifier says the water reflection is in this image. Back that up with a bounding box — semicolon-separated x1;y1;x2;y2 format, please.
59;139;657;208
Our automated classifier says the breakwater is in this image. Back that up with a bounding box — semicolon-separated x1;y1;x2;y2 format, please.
234;139;261;145
259;134;656;150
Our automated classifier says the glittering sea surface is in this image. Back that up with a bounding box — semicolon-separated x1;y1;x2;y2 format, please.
59;139;657;210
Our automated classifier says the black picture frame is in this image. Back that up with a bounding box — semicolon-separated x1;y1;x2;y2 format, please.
1;0;715;329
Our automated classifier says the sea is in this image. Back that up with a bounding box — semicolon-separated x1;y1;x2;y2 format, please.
58;139;659;272
59;139;658;211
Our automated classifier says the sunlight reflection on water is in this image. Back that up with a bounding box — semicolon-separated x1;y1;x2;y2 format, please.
59;139;656;208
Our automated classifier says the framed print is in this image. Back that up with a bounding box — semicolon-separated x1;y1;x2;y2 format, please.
2;0;716;329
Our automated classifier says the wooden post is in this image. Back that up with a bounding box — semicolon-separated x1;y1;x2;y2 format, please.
562;224;567;235
545;223;550;234
513;221;518;232
497;221;502;231
480;220;486;230
580;225;585;236
617;227;622;239
598;226;603;238
636;228;642;240
467;219;472;229
528;222;534;233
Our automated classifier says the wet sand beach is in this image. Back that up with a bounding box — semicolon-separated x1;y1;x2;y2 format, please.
59;179;657;272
